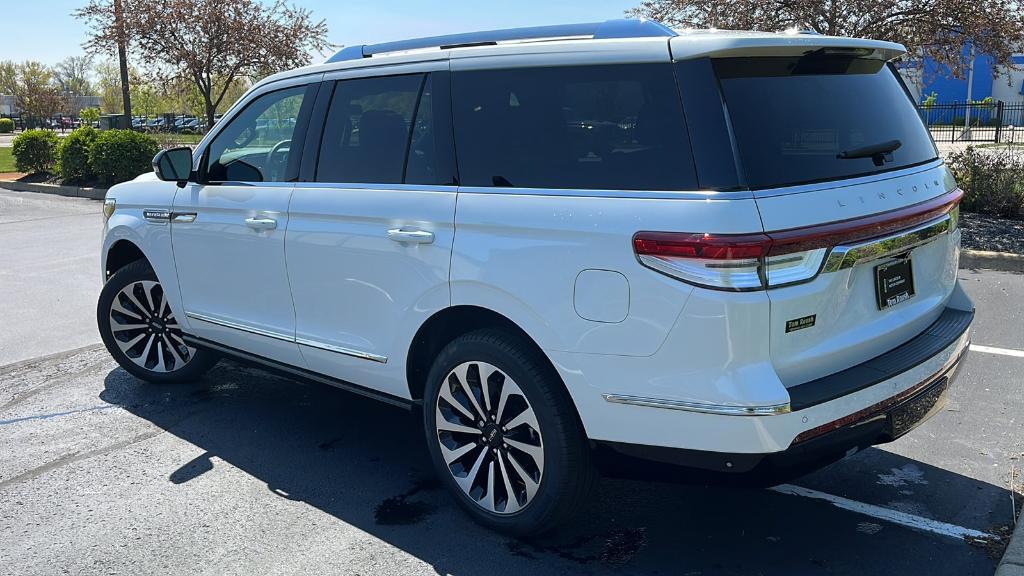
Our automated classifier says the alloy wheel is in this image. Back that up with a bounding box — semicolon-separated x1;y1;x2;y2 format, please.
108;280;194;373
434;361;544;515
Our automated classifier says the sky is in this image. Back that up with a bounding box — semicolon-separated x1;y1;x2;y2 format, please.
0;0;638;67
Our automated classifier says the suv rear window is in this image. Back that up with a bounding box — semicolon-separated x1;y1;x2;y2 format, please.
452;64;698;190
714;55;938;190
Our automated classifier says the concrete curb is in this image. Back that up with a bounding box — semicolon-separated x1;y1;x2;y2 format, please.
961;250;1024;274
996;519;1024;576
0;180;107;200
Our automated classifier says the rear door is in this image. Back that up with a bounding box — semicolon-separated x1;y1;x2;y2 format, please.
702;50;959;385
286;62;457;398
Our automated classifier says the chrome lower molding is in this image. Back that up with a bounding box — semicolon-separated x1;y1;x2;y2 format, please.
296;337;388;364
185;312;294;342
185;312;388;363
603;394;791;416
822;213;952;273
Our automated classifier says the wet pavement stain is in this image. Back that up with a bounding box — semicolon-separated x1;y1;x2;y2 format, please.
374;477;440;525
506;527;648;567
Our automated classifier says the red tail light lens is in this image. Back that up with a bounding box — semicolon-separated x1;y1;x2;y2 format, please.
633;233;771;260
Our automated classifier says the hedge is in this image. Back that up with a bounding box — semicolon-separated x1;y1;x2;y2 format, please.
946;146;1024;219
56;127;99;182
0;118;13;134
89;129;160;185
11;129;59;174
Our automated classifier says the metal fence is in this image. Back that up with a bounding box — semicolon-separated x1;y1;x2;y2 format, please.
917;101;1024;144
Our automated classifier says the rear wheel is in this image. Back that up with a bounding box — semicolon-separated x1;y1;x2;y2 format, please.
97;259;217;383
423;329;594;535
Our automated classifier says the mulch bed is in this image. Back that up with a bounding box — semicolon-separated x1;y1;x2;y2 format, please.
960;212;1024;255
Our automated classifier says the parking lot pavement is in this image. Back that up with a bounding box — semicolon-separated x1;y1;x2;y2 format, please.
0;269;1020;575
0;189;103;365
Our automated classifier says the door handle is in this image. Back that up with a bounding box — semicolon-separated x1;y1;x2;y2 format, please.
387;228;434;244
245;217;277;231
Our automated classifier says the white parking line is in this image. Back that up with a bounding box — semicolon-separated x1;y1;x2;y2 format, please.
970;344;1024;358
770;484;997;541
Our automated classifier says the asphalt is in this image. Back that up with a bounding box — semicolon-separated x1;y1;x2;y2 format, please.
1;190;1022;576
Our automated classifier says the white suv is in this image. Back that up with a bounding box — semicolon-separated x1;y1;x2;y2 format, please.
97;19;974;535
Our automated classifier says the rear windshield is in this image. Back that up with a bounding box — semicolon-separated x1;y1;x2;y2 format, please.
714;55;938;190
452;64;698;190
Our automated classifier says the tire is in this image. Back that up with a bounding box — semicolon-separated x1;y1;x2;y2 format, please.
423;328;595;535
97;259;217;384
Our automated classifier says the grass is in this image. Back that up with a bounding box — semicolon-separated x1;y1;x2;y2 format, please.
0;147;16;173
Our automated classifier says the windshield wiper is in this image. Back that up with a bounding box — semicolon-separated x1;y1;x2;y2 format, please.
837;139;902;166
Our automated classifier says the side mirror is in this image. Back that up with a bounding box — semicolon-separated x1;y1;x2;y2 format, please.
153;147;194;187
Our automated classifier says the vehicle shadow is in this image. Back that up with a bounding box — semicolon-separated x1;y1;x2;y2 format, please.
99;360;1006;576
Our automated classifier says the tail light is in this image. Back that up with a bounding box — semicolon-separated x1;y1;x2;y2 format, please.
635;188;964;291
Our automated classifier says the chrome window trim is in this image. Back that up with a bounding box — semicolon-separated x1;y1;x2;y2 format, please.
603;393;791;416
457;185;754;201
822;213;952;273
322;59;449;82
185;312;388;363
291;182;457;193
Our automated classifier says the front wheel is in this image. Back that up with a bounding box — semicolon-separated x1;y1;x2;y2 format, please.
97;259;217;383
423;329;594;535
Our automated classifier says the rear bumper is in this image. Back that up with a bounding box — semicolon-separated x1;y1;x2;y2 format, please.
592;306;972;483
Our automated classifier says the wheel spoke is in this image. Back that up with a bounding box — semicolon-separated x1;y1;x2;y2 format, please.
496;450;521;513
143;282;158;315
453;363;487;421
455;447;488;493
116;332;148;352
479;364;493;413
124;285;150;317
162;334;186;367
441;441;476;465
505;438;544;469
495;377;518;424
480;460;496;512
111;299;144;320
138;334;156;364
505;450;540;502
110;319;147;332
436;416;483;435
439;383;476;421
154;338;167;372
503;406;539;433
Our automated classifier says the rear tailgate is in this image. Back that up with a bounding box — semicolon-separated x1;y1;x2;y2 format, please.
707;43;961;386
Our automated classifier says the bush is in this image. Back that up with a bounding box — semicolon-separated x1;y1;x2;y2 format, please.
0;118;13;133
11;129;59;173
946;146;1024;219
89;129;160;185
56;127;99;182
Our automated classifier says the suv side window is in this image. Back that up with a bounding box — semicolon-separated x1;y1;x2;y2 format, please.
316;73;437;184
205;85;308;183
452;64;698;191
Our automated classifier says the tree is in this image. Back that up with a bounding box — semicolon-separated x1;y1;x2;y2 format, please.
76;0;331;126
54;56;95;96
13;62;63;123
94;59;123;114
629;0;1024;77
0;60;16;96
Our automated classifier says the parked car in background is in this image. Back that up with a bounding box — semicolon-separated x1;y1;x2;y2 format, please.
97;19;973;535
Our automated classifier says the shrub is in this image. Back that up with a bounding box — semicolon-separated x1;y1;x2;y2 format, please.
0;118;13;133
11;129;59;174
56;127;99;182
89;129;160;185
946;146;1024;219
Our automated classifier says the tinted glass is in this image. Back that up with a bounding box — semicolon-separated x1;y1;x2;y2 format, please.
714;56;938;190
452;64;697;190
316;74;425;184
206;86;306;182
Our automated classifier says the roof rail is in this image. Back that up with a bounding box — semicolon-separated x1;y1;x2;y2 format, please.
326;18;677;63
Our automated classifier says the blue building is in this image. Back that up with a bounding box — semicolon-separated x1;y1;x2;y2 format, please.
902;51;1024;104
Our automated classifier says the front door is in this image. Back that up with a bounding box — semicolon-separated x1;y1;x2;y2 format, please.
172;81;317;366
286;66;458;398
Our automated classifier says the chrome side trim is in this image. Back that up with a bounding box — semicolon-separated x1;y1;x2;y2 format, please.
822;213;951;273
457;185;754;201
603;394;791;416
185;312;389;364
185;312;294;343
296;337;388;364
750;159;946;199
